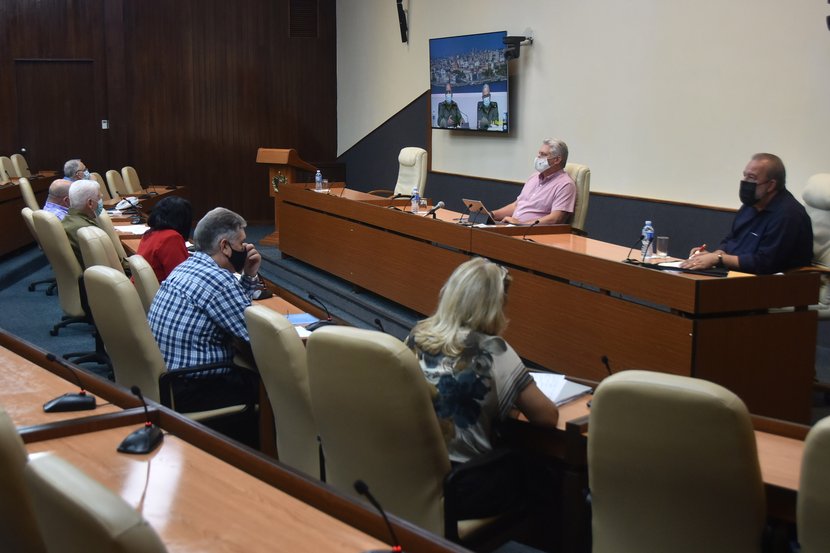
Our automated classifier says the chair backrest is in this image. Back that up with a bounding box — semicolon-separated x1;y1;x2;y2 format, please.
128;255;160;314
802;173;830;317
588;370;765;553
18;177;40;211
121;166;142;194
32;210;84;317
1;155;17;181
24;454;167;553
0;406;48;553
393;147;428;197
306;326;450;534
564;162;591;232
11;153;31;178
798;415;830;552
83;266;167;401
106;169;128;197
245;305;320;478
97;210;129;260
90;172;112;200
78;226;125;275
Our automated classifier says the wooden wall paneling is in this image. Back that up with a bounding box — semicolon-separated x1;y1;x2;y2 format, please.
1;0;338;224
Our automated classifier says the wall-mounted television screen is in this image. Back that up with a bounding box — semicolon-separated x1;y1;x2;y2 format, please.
429;31;508;133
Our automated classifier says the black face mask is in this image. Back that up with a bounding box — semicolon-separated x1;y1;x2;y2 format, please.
227;245;248;273
739;180;760;206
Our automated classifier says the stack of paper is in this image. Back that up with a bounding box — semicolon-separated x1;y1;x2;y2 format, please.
530;372;592;406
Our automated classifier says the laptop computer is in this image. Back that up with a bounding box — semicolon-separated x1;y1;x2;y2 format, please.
461;198;497;225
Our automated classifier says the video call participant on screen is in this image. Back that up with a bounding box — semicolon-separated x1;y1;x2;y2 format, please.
476;83;499;130
405;257;559;464
437;83;463;128
42;178;72;221
492;138;576;225
680;153;813;275
148;207;261;414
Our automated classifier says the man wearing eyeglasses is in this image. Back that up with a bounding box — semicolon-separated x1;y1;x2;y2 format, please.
681;153;812;274
63;159;90;181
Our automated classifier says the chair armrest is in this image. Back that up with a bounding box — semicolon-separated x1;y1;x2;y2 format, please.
367;189;394;197
157;362;257;408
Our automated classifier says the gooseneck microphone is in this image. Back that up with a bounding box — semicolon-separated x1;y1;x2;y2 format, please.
458;202;472;225
117;386;163;454
601;355;614;376
623;235;644;264
354;480;403;553
522;219;541;242
424;201;445;219
305;293;337;331
43;353;97;412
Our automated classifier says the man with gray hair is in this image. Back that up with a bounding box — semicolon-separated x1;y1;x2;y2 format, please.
42;178;73;221
492;138;576;225
62;179;103;266
148;207;262;416
63;159;90;181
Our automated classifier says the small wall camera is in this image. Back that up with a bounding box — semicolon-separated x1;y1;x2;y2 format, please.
503;35;533;61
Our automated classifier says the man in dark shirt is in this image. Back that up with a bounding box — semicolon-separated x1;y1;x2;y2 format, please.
681;153;813;274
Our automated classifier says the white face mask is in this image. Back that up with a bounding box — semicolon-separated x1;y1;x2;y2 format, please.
534;156;550;173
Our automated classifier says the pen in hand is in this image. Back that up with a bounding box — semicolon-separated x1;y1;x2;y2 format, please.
690;243;707;257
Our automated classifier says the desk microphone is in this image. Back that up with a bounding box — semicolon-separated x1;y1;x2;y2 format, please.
624;235;644;263
458;202;472;225
306;293;336;331
43;353;97;412
522;219;541;242
354;480;403;553
424;201;444;219
117;386;163;454
601;355;614;376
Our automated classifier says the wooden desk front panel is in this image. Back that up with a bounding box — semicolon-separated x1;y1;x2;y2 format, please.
0;176;51;256
281;184;472;251
0;346;120;427
27;429;387;553
280;203;470;316
474;230;700;313
693;310;817;422
503;270;694;381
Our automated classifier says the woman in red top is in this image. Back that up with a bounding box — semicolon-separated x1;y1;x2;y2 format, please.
137;196;193;282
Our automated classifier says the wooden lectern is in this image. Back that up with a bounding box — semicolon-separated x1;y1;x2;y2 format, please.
256;148;317;246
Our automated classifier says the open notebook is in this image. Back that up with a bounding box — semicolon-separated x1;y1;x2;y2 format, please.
530;372;593;406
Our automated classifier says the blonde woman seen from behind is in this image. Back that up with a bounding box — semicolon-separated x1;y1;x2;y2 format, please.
407;257;559;464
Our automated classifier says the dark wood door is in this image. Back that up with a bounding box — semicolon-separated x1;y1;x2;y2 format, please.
14;60;102;174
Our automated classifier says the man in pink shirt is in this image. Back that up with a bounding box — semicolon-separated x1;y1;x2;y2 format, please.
492;139;576;225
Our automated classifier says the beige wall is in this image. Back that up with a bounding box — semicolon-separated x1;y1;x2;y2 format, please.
337;0;830;208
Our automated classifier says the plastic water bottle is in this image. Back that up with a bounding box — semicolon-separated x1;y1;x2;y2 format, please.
411;186;420;214
315;170;323;192
641;220;655;259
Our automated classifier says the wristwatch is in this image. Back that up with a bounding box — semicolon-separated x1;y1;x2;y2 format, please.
716;252;724;268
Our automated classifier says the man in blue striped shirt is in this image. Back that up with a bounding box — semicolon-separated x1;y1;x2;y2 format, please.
148;207;261;413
